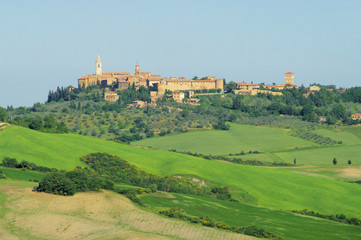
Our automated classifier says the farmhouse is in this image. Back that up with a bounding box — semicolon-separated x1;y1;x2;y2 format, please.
104;91;119;102
351;113;361;120
172;91;185;103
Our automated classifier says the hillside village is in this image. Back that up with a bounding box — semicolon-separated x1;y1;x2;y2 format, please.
77;56;361;121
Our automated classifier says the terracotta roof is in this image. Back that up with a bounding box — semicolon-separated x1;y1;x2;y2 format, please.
105;91;117;95
237;82;259;86
78;74;91;80
267;84;285;88
285;72;294;74
352;113;361;116
192;80;215;82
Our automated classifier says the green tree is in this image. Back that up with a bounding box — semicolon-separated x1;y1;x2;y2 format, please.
28;117;43;130
35;172;76;196
0;107;7;122
2;157;18;168
225;81;237;93
348;160;352;165
44;116;56;129
333;158;337;165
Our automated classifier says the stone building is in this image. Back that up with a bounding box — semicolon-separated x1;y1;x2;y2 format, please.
351;113;361;120
266;72;297;90
104;91;119;102
78;56;161;89
236;82;260;90
172;91;185;103
309;85;321;91
155;77;223;96
78;56;223;96
285;72;294;85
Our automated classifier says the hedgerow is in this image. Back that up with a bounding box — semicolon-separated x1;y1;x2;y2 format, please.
292;209;361;226
160;208;281;239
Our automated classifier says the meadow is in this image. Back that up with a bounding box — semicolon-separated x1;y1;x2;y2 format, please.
2;126;361;219
1;180;250;240
133;124;361;166
141;192;361;240
133;124;317;155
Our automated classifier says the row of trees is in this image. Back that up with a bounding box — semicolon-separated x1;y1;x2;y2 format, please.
9;116;68;133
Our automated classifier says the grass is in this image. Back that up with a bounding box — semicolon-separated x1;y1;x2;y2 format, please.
311;128;361;145
0;167;45;182
2;125;361;219
141;192;361;240
133;124;361;166
274;145;361;166
342;125;361;139
0;180;203;240
132;124;317;155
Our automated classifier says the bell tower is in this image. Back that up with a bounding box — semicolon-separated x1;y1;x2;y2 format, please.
96;55;102;75
135;64;140;75
285;72;294;85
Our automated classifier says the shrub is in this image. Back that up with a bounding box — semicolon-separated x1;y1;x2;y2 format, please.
35;172;76;196
2;157;18;168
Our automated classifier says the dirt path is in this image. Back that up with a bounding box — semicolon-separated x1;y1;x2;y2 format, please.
0;122;8;130
0;183;257;240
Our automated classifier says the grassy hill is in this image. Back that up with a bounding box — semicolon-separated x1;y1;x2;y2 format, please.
132;124;361;166
142;192;361;240
1;180;254;240
132;124;317;155
1;125;361;220
1;169;360;240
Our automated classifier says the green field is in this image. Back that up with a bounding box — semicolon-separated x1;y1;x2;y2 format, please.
133;124;317;155
2;125;361;219
142;192;361;240
0;167;45;181
133;124;361;166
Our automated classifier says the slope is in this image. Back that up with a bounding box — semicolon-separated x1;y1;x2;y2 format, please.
0;180;253;240
132;124;316;155
1;126;361;219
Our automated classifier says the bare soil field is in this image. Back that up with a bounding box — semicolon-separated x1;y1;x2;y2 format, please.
0;182;257;240
0;122;8;130
337;166;361;179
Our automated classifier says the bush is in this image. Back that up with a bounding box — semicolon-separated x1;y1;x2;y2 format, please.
2;157;18;168
34;168;114;196
149;183;157;192
35;172;76;196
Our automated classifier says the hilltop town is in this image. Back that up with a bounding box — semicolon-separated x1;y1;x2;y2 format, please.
78;56;223;103
78;56;314;104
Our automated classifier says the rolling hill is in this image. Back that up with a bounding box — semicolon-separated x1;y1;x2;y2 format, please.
1;125;361;220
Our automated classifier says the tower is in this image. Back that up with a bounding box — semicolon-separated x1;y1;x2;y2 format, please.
135;64;140;75
96;55;102;75
285;72;294;85
216;78;224;92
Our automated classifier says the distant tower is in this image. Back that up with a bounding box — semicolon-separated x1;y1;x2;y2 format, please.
216;78;224;92
285;72;294;85
135;64;140;75
96;55;102;75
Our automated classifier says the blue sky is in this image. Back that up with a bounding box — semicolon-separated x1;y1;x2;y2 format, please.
0;0;360;107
